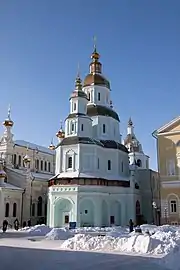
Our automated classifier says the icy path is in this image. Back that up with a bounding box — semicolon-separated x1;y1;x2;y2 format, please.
0;232;168;270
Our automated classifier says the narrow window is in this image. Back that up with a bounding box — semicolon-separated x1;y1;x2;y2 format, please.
36;159;39;170
74;103;76;111
13;154;17;165
108;160;111;170
41;160;43;171
103;124;106;134
37;196;42;216
88;92;90;101
72;123;74;132
81;124;84;131
48;162;51;172
68;157;72;168
5;203;9;217
98;92;100;101
13;203;17;217
97;158;99;169
121;161;123;172
44;161;47;171
18;155;21;167
32;203;35;216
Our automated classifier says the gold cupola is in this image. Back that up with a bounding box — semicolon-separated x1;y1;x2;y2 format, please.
83;38;110;89
48;139;55;150
3;105;14;127
56;122;65;139
70;72;88;100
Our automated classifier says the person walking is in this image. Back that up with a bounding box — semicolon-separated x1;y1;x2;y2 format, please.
129;219;134;233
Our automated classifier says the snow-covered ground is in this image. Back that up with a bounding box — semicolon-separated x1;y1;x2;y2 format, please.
1;224;180;269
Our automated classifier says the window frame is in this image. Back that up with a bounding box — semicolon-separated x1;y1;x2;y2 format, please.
108;160;111;171
170;200;177;213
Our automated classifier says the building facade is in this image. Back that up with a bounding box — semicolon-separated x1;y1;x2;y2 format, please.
0;107;55;226
47;46;143;228
153;116;180;225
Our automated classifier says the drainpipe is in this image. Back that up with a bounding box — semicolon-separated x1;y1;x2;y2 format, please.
30;176;35;222
21;188;26;226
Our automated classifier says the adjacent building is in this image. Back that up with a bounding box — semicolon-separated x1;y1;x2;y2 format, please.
0;107;55;226
153;116;180;225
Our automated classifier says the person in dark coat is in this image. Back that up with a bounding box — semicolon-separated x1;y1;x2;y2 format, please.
27;219;31;227
14;219;19;231
2;220;8;232
129;219;134;233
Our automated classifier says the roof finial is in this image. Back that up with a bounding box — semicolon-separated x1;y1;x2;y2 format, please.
3;104;14;127
8;104;11;120
128;117;133;127
75;65;82;90
93;35;97;51
77;62;80;78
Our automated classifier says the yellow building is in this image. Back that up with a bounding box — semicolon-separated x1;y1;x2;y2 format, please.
153;116;180;225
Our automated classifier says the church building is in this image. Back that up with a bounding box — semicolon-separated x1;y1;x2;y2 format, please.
47;45;142;227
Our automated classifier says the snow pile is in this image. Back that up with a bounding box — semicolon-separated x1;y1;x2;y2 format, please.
27;224;51;236
61;225;180;256
45;228;73;240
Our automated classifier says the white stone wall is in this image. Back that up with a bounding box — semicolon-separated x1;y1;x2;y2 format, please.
83;85;110;107
129;152;149;169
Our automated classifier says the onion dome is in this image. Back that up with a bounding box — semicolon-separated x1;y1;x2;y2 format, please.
3;106;14;127
56;122;65;139
70;74;88;100
48;139;55;150
83;44;110;89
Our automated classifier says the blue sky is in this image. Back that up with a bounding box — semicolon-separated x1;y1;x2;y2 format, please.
0;0;180;170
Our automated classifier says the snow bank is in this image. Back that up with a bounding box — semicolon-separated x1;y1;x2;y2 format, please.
61;225;180;257
45;228;73;240
26;224;51;236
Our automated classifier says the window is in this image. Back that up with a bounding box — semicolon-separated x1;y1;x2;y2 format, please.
98;92;100;101
32;203;35;216
41;160;43;171
108;160;111;170
97;158;99;169
5;203;9;217
121;161;124;172
48;162;51;172
170;200;177;213
72;123;75;132
18;155;21;167
37;196;42;216
85;210;88;214
44;161;47;171
103;124;106;134
68;156;73;168
88;92;90;101
64;215;69;224
36;159;39;170
81;124;84;131
136;159;142;167
13;154;17;165
13;203;17;217
167;160;175;175
73;103;76;111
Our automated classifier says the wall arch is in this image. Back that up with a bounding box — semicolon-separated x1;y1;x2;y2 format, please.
79;198;95;227
54;198;73;227
110;200;121;225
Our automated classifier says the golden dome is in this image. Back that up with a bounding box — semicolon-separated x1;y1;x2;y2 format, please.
83;73;110;88
3;106;14;127
48;143;55;150
56;124;65;139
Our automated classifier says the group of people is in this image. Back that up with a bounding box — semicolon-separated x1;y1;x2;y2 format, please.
2;219;19;232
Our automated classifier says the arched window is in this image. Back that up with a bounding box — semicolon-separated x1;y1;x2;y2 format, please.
32;203;35;216
44;161;47;171
48;162;51;172
136;159;142;167
37;196;42;216
41;160;43;171
18;155;21;167
108;160;111;170
36;159;39;170
88;92;90;101
98;92;100;101
103;124;106;134
13;154;17;165
68;157;72;168
13;203;17;217
170;200;177;213
5;203;9;217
